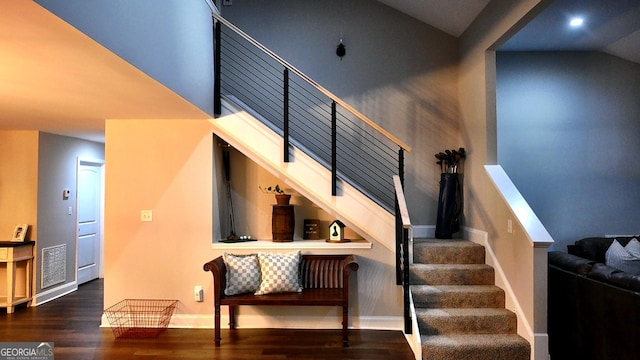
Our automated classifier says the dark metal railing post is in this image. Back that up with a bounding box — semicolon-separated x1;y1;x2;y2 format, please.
398;148;405;186
395;198;402;285
214;17;221;116
283;68;290;162
403;226;411;334
331;101;337;196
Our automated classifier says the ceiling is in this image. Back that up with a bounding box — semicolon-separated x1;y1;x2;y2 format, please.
1;0;639;143
376;0;491;37
0;0;207;143
379;0;640;64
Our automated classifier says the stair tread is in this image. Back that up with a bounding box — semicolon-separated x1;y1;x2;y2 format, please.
410;263;495;285
412;285;505;308
421;334;530;360
412;263;492;270
414;238;482;245
412;284;503;292
422;333;529;345
416;307;515;317
416;308;517;335
413;239;485;264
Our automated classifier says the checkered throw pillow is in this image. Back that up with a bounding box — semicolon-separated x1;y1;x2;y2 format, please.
255;251;303;295
223;253;261;296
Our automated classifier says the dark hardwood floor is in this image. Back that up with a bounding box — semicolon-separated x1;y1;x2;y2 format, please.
0;280;415;359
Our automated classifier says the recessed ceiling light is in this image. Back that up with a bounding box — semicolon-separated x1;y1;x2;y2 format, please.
569;17;584;27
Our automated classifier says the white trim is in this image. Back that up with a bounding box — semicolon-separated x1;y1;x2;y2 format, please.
101;313;404;331
32;281;77;306
484;165;554;248
405;290;422;360
213;239;372;250
462;227;536;354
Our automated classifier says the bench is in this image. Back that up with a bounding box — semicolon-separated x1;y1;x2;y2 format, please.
203;254;359;346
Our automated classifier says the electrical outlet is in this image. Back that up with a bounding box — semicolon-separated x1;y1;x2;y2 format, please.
194;286;204;302
507;219;513;234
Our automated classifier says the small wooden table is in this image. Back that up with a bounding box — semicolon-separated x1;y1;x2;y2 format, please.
0;241;34;313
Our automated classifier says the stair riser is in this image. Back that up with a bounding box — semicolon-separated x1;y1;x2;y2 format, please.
410;267;494;285
413;245;485;264
417;313;517;335
422;344;530;360
412;289;505;308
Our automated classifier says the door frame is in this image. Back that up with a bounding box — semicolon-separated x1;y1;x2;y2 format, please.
76;158;105;282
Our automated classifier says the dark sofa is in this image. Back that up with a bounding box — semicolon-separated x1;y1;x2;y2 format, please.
548;237;640;360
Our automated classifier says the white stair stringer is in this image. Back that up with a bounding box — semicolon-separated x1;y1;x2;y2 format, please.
209;99;395;251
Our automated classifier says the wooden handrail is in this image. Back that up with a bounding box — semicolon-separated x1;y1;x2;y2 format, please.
393;175;411;228
214;13;412;153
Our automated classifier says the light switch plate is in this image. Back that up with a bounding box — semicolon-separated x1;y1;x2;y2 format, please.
141;210;153;222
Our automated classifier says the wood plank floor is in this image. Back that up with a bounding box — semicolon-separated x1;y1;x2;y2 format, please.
0;280;415;359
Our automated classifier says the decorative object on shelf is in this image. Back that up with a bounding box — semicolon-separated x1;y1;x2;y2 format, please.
11;224;28;242
304;219;320;240
272;205;295;242
327;220;349;243
434;148;466;239
260;184;291;205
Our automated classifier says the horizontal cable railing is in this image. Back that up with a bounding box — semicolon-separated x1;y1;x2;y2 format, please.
214;13;410;211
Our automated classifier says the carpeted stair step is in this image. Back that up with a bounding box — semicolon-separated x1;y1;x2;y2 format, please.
413;238;485;264
411;285;505;308
416;308;517;335
421;334;531;360
410;263;494;285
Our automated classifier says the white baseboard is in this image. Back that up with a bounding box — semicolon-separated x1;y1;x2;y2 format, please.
32;281;78;307
412;225;435;239
101;313;403;331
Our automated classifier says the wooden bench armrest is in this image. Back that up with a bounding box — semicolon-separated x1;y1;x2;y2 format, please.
343;254;359;275
203;256;226;301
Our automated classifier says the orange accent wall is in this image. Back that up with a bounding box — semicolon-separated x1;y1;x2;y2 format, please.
104;119;215;314
0;131;39;240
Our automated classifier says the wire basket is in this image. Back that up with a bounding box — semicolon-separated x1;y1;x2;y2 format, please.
104;299;178;339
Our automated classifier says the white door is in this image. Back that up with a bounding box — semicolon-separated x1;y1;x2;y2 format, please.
77;161;103;285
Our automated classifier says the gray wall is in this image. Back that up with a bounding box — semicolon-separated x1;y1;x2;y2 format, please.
497;51;640;251
221;0;460;223
36;0;214;115
37;133;104;293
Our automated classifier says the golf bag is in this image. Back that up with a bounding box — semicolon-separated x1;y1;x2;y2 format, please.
435;173;463;239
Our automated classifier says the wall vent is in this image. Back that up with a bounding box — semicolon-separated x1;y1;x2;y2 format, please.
42;244;66;289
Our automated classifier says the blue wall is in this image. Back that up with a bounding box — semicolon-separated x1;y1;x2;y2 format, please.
497;51;640;251
36;0;214;115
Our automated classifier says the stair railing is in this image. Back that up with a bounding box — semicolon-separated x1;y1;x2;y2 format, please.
394;175;412;334
213;13;411;211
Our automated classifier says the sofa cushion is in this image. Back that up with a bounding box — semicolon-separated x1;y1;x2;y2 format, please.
605;240;640;275
588;263;640;292
255;250;303;295
572;236;636;263
548;251;595;275
223;253;262;296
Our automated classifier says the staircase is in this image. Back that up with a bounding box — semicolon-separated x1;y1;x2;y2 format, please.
411;238;530;360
